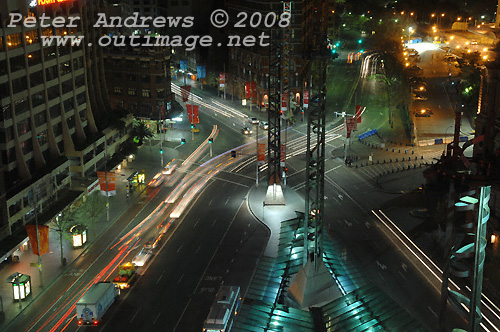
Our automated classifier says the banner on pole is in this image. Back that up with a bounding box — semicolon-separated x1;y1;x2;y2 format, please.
219;73;226;88
257;143;266;165
181;85;191;103
355;105;363;123
180;60;187;72
186;104;193;122
26;225;49;256
245;82;251;99
303;90;309;109
193;105;199;124
97;171;116;196
281;93;288;114
280;144;286;166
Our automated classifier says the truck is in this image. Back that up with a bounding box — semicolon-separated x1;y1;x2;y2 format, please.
112;262;136;289
76;282;119;326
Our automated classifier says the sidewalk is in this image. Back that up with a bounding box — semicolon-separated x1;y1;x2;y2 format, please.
0;133;184;329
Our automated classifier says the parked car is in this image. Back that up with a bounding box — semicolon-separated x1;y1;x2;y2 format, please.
241;127;253;135
259;121;269;130
412;93;427;101
248;117;259;124
414;108;433;117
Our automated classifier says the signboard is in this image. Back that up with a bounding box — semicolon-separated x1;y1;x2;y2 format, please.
245;82;251;99
257;143;266;165
37;0;73;5
303;90;309;109
281;93;288;114
219;73;226;88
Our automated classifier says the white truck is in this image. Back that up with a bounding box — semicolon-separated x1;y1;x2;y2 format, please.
76;282;119;326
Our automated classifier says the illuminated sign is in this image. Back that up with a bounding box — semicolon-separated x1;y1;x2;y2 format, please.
37;0;73;6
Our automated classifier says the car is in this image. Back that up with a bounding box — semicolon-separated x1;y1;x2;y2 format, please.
414;108;433;117
471;40;478;45
241;127;253;135
162;161;178;175
147;172;164;188
408;65;423;74
248;117;259;124
132;248;153;267
259;121;269;130
144;235;161;250
412;82;426;92
412;93;427;101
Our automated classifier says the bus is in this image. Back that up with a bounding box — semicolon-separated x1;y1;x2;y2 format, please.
202;285;241;332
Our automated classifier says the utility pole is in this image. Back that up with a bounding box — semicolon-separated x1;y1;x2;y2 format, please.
256;124;259;186
159;105;164;167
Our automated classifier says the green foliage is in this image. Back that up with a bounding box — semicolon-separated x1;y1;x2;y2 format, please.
51;207;78;266
72;192;106;237
130;119;154;145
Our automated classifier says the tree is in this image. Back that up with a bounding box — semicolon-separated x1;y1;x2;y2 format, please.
72;191;106;238
50;208;77;266
130;119;153;145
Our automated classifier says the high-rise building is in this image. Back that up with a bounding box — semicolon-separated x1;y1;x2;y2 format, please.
0;0;132;245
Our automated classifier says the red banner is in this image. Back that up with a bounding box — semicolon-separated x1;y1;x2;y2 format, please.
251;81;256;97
355;105;363;123
280;144;286;166
193;105;199;124
26;225;49;256
303;90;309;109
219;73;226;88
181;85;191;102
346;118;356;139
245;82;251;99
186;104;193;122
257;143;266;165
97;171;116;196
281;93;288;114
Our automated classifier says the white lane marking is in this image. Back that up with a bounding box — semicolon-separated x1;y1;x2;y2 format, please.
153;312;161;324
156;274;163;284
178;273;184;284
208;199;213;206
211;219;217;227
225;198;230;205
193;218;199;228
176;245;183;253
130;310;139;323
428;306;438;318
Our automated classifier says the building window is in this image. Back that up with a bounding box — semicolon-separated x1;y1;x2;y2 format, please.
6;33;22;50
142;75;150;83
141;61;149;69
157;89;165;98
128;88;136;96
142;89;151;98
114;87;123;95
17;118;31;135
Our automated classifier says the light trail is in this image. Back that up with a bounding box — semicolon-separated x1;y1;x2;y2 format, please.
373;210;500;332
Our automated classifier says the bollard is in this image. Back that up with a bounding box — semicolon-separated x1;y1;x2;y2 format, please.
421;155;424;159
396;158;398;162
415;156;417;161
383;159;386;163
412;150;414;154
377;160;379;164
392;169;394;173
392;149;394;152
408;165;410;170
398;149;401;153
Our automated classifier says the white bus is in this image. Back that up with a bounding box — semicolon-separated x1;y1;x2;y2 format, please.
202;285;241;332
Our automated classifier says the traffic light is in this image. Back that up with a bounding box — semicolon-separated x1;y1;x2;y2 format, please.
160;148;163;155
191;124;195;129
181;138;186;144
231;150;236;158
358;39;362;44
208;138;213;144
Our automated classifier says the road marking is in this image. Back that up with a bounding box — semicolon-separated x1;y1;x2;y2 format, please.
231;258;235;263
153;312;161;325
130;310;139;323
378;272;385;280
193;218;199;228
247;223;251;227
195;245;201;254
178;273;184;284
398;271;407;280
156;274;163;284
243;231;247;235
176;245;183;253
376;260;387;270
225;198;230;205
428;306;438;318
208;199;213;206
211;219;217;227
